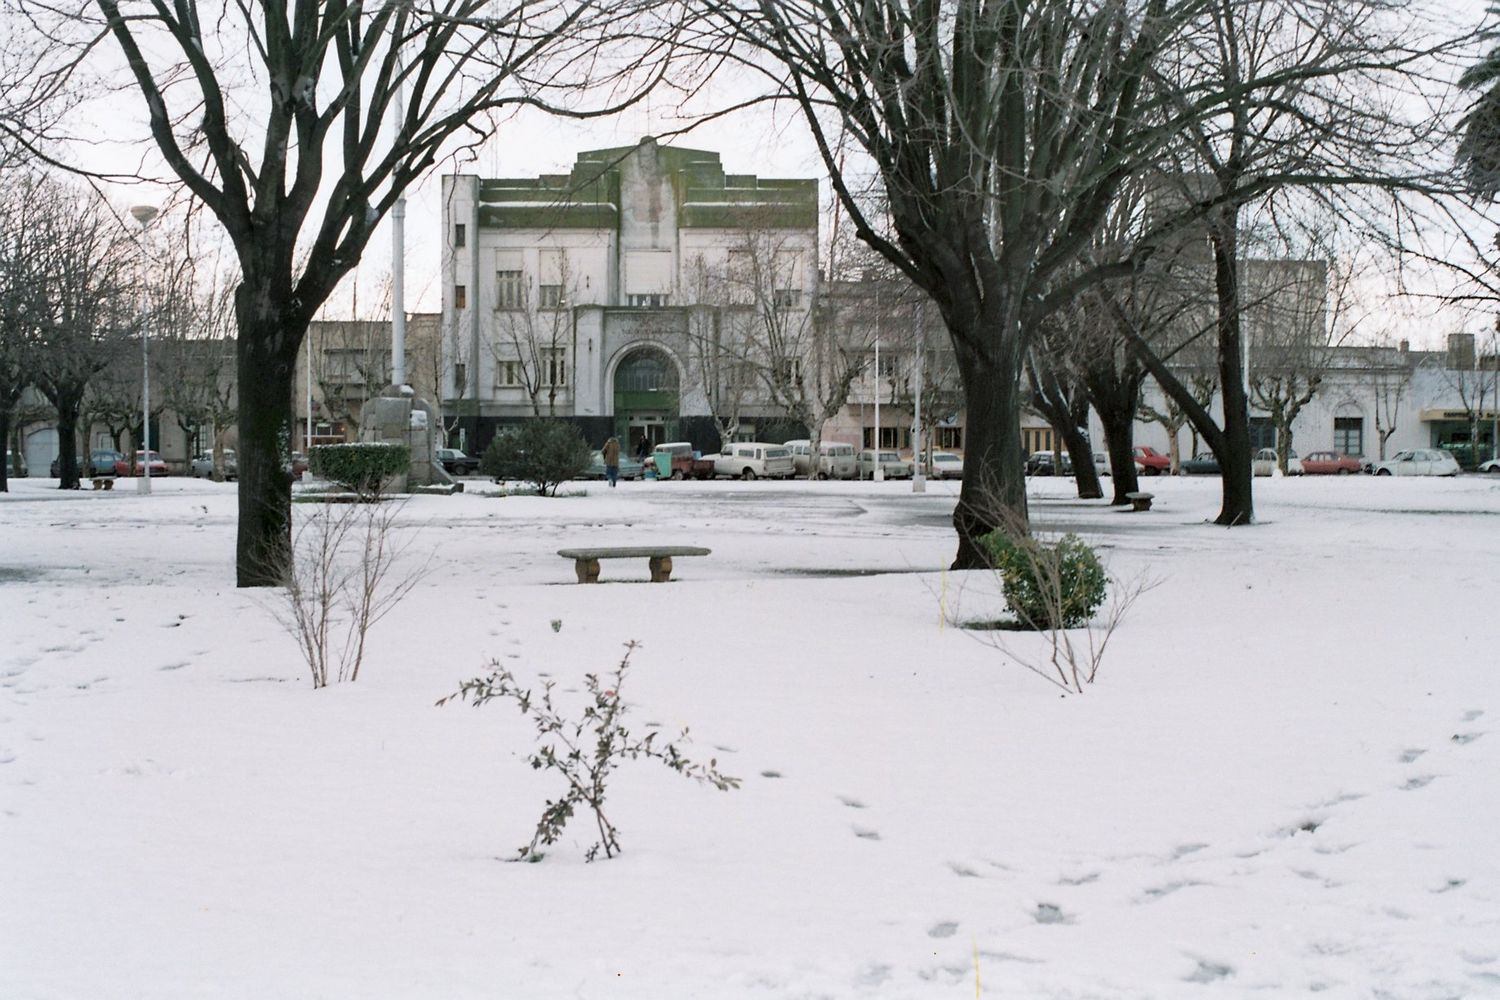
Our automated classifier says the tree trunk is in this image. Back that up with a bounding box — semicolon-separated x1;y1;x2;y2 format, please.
952;347;1027;569
1097;406;1141;505
1210;220;1255;526
1060;417;1102;499
49;384;86;490
234;287;305;587
1084;365;1145;505
0;411;10;492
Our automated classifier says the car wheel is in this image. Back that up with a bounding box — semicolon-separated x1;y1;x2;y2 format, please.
1338;468;1350;475
671;469;684;480
1377;468;1392;476
817;471;828;480
741;468;756;480
1488;466;1500;475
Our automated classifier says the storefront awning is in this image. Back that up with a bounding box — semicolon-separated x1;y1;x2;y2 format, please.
1420;408;1500;422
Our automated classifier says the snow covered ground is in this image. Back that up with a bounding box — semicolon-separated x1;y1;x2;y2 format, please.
2;472;1498;999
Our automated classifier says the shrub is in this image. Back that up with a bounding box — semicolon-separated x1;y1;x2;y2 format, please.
480;419;592;496
308;442;409;499
979;530;1107;630
439;641;739;861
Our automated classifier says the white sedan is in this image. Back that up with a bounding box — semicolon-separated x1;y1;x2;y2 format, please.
1480;458;1500;475
925;452;964;479
1252;447;1304;476
1370;449;1461;477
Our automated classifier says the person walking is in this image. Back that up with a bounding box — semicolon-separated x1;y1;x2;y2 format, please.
602;435;621;488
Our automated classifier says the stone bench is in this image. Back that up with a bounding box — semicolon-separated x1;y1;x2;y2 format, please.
557;546;711;584
1125;491;1154;512
91;476;115;491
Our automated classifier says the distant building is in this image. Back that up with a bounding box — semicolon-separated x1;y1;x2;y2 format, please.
440;138;821;455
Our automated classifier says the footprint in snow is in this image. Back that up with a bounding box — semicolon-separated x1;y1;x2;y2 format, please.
852;826;881;841
759;769;782;779
837;795;865;809
1399;748;1427;763
1400;775;1436;790
1451;732;1483;745
1034;903;1068;924
927;921;959;939
1184;958;1233;983
948;862;981;878
1462;709;1485;722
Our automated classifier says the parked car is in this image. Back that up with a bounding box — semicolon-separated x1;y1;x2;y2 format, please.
1252;447;1305;476
190;449;238;479
921;451;965;480
1026;451;1069;476
582;450;644;481
783;439;859;479
1180;451;1221;475
5;449;28;477
1132;445;1170;476
1370;448;1461;477
1301;450;1362;475
652;441;716;480
114;450;168;477
1480;458;1500;474
50;449;124;478
435;447;478;475
712;442;795;480
1092;453;1110;477
856;448;913;480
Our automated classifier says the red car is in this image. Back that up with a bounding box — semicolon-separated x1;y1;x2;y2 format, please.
114;450;169;477
1132;445;1170;476
1301;450;1362;475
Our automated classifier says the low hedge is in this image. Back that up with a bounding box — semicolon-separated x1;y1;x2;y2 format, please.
308;443;409;498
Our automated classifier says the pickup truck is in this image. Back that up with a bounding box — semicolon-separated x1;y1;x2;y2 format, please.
651;442;716;480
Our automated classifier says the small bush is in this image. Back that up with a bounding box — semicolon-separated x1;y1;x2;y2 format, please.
480;420;592;497
439;641;739;861
979;530;1107;630
308;443;409;499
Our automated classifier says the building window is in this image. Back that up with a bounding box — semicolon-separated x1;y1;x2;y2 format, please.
773;288;801;309
863;427;902;449
628;293;668;307
454;284;467;309
542;349;567;387
497;360;523;387
454;223;466;248
453;362;466;390
495;270;523;310
936;427;963;450
1248;417;1276;451
1334;416;1364;456
538;284;564;309
775;357;802;385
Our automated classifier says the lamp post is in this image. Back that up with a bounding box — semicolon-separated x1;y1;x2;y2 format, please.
130;205;159;494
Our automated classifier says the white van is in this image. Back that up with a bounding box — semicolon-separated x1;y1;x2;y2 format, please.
783;439;858;479
712;442;795;480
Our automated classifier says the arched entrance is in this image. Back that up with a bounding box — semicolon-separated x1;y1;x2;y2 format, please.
613;346;680;457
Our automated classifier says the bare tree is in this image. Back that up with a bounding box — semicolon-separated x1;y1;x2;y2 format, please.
15;0;687;584
26;178;135;489
157;269;240;479
1025;331;1105;500
0;174;46;491
490;252;577;417
712;0;1198;566
1121;0;1451;525
1439;330;1500;467
1243;248;1354;475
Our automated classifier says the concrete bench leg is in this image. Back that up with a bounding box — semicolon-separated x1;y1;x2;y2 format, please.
648;555;673;583
1132;497;1152;512
574;558;601;584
